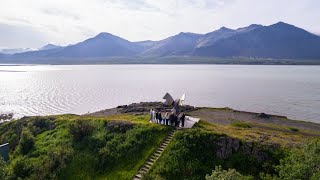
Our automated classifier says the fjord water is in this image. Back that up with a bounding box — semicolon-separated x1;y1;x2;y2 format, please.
0;65;319;123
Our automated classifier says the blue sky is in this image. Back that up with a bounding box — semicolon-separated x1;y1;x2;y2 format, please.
0;0;319;48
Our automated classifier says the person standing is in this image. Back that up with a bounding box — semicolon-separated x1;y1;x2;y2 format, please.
155;111;159;123
158;112;163;124
169;113;174;126
174;115;178;127
181;113;185;127
150;109;154;123
165;112;169;125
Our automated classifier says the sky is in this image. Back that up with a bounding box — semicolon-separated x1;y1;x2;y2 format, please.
0;0;319;49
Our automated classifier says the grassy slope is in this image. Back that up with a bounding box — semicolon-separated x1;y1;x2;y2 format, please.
0;114;171;180
1;112;319;179
145;116;320;179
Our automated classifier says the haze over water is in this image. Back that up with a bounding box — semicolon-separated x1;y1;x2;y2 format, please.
0;65;319;123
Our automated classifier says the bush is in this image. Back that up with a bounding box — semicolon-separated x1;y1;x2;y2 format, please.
27;116;54;135
98;126;162;169
69;120;94;142
288;127;299;132
0;157;8;179
274;140;320;180
11;156;33;179
206;166;253;180
32;145;74;179
17;127;35;155
231;121;252;128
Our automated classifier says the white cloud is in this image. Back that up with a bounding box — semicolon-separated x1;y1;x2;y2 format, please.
0;0;319;48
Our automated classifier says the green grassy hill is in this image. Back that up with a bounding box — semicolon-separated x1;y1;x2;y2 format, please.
0;112;319;180
0;114;171;179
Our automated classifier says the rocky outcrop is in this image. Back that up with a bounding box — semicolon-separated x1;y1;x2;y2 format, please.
118;102;196;114
216;137;240;159
0;113;13;120
215;136;280;163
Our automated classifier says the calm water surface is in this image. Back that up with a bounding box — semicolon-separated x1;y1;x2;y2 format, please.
0;65;319;123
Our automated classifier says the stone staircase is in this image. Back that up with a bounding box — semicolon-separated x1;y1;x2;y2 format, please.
133;129;176;180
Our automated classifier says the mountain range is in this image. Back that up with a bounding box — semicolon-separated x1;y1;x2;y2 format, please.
1;22;320;63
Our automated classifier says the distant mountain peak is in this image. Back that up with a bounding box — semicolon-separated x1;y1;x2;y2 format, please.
275;21;288;25
177;32;202;36
247;24;263;28
219;26;233;31
40;43;61;51
272;21;294;27
94;32;117;39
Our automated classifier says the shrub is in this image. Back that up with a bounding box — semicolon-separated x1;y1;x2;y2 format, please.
32;145;74;179
11;156;33;179
231;121;252;128
27;116;54;135
0;157;8;179
17;127;35;155
69;120;94;142
288;127;299;132
206;166;253;180
274;139;320;180
98;125;166;170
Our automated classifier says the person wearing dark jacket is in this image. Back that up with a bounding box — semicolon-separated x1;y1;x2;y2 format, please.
181;113;185;127
165;112;169;125
155;112;159;123
158;112;163;124
169;113;174;126
174;115;178;127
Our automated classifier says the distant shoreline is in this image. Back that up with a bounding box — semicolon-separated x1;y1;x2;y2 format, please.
1;57;320;65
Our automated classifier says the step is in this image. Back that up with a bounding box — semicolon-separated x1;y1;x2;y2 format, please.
135;174;142;178
156;149;163;153
141;167;148;172
152;153;160;157
146;159;153;163
151;155;158;159
146;161;153;166
132;130;176;180
144;164;151;168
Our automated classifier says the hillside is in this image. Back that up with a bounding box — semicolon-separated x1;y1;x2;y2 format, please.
1;22;320;64
141;32;202;57
48;33;143;58
194;22;320;59
1;102;320;179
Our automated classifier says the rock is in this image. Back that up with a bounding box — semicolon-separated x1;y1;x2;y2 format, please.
118;102;196;114
0;113;13;120
117;105;127;108
258;113;270;119
216;137;240;159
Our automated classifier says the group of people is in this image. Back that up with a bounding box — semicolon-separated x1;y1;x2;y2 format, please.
149;108;186;127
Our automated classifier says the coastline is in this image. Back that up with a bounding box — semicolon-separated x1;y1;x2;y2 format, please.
88;102;320;134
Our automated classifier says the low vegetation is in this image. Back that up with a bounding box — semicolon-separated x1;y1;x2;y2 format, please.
0;114;170;179
205;166;253;180
144;128;284;180
0;113;319;180
231;121;252;128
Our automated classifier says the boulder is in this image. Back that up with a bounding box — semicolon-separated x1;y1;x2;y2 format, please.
258;113;270;119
